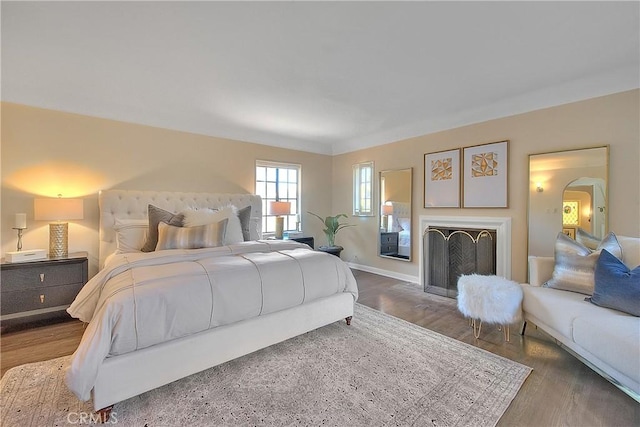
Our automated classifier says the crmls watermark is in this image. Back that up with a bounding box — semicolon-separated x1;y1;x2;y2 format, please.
67;411;118;424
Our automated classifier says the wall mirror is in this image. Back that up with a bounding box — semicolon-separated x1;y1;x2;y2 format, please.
528;146;608;257
379;168;412;261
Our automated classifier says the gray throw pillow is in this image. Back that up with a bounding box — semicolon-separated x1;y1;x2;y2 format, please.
543;232;622;295
237;205;252;241
141;205;185;252
576;227;601;250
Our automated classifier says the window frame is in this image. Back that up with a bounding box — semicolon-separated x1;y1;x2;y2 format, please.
353;161;375;217
255;160;302;236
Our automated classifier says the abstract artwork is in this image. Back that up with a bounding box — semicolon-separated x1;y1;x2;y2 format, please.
431;157;453;181
424;149;460;208
463;141;509;208
471;151;499;177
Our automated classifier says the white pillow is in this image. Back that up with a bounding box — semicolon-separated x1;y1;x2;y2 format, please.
181;206;244;245
156;220;227;251
113;218;149;253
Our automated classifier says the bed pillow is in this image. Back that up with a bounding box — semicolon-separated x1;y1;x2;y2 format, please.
181;206;243;245
587;249;640;316
543;232;622;295
155;219;228;251
113;218;148;253
141;205;185;252
237;205;252;241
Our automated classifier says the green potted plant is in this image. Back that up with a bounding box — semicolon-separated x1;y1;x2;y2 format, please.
308;212;355;257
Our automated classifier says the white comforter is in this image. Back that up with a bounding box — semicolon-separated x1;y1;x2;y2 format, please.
65;240;358;401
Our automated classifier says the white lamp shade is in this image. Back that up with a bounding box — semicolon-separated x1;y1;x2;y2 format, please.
269;201;291;216
381;204;394;216
34;198;84;221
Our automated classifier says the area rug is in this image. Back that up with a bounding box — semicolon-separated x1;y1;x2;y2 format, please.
1;304;531;426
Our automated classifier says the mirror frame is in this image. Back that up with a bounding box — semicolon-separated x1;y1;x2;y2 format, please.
527;145;609;259
379;168;413;262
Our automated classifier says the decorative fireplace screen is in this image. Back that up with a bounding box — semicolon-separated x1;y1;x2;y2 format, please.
423;227;496;298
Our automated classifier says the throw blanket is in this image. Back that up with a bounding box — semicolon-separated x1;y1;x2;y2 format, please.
65;240;359;401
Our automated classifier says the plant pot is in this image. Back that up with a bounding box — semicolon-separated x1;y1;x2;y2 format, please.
318;245;343;258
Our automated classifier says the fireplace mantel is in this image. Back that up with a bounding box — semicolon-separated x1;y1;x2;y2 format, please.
419;216;512;291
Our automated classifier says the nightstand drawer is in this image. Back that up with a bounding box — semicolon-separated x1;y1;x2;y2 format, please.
381;235;398;245
1;283;84;315
380;244;397;253
1;262;85;292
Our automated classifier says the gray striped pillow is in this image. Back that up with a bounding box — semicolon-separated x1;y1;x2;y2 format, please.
155;219;228;250
543;232;622;295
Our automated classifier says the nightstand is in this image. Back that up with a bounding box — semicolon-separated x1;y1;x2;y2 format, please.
380;232;399;256
288;236;315;249
1;252;88;329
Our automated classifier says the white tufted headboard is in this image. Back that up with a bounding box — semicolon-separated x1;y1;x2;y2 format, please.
390;201;411;219
99;190;263;268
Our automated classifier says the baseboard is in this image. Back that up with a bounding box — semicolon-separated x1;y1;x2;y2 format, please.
346;262;419;284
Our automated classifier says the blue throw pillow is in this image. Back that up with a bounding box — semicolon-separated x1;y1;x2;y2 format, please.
587;249;640;316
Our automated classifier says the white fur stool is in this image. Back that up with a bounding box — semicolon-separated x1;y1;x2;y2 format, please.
457;274;523;341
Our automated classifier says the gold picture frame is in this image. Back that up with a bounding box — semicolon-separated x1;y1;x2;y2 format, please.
462;140;509;208
423;148;461;208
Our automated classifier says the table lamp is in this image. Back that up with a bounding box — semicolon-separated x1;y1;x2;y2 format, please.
34;196;84;258
381;204;393;232
12;213;27;251
269;201;291;239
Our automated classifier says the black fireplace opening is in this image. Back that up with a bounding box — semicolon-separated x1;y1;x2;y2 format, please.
423;227;497;298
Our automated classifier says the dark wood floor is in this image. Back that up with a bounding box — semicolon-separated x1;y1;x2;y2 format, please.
1;269;638;426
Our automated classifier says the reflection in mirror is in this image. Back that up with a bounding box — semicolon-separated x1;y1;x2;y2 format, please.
528;146;608;257
563;177;607;239
379;168;412;261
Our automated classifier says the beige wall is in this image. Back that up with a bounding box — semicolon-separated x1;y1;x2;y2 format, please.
382;169;411;203
3;90;639;282
332;90;640;283
1;103;333;275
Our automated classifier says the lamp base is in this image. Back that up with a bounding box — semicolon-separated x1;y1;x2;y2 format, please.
382;216;389;232
275;216;284;239
49;222;69;258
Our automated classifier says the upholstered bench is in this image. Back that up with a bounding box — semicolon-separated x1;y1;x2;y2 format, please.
457;274;523;341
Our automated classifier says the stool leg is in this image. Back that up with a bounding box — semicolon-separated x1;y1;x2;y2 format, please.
503;324;510;342
473;319;482;339
520;321;527;336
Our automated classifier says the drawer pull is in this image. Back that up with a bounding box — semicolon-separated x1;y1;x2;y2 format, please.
40;294;45;304
40;273;45;282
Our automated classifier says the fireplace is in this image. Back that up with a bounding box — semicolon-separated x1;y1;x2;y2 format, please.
419;216;512;298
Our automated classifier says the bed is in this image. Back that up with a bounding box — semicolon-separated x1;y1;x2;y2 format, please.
390;201;411;258
65;190;358;415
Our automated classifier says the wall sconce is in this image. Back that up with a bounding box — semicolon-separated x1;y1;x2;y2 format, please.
34;195;84;258
269;201;291;239
536;183;544;192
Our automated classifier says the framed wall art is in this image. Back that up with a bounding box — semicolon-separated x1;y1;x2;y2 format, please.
462;140;509;208
424;148;460;208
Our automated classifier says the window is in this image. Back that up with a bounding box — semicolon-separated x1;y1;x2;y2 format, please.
353;161;374;216
256;160;301;235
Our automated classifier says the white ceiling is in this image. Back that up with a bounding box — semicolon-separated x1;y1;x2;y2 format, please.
2;2;638;155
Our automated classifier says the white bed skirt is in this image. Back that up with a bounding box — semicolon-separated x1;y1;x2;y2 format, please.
92;293;354;410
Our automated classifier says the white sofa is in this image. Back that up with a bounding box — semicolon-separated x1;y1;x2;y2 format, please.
522;235;640;401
